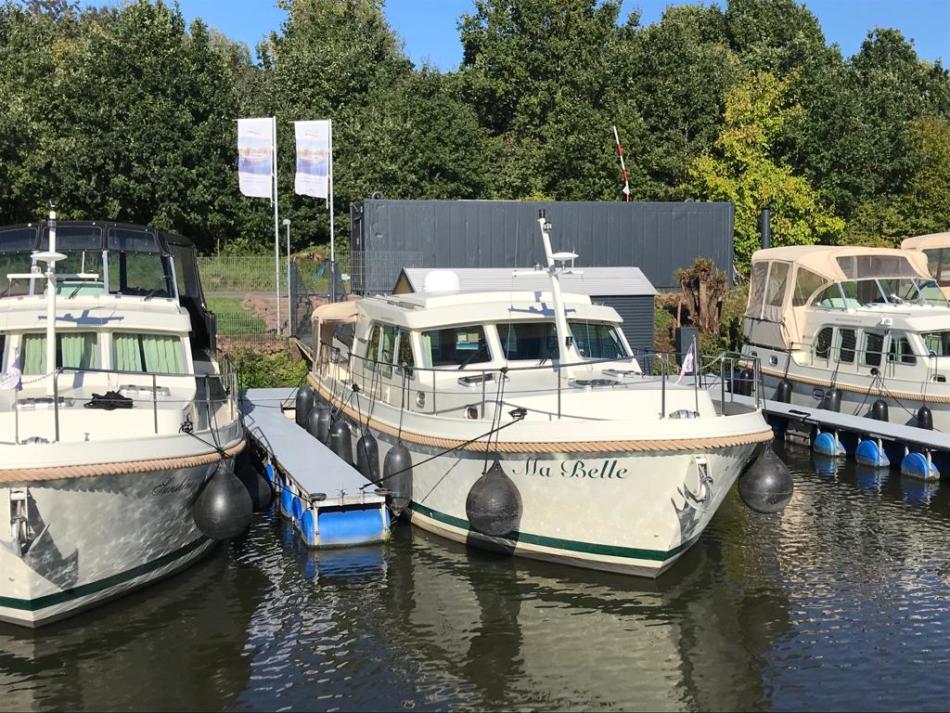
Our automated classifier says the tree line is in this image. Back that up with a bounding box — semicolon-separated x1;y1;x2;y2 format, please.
0;0;947;270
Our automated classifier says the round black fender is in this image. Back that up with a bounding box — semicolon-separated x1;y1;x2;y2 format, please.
383;442;413;516
738;447;794;514
328;419;354;464
356;432;381;483
466;460;523;537
193;462;254;540
295;385;315;428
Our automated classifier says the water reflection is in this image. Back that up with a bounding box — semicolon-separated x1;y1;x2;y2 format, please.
0;548;267;711
1;448;949;711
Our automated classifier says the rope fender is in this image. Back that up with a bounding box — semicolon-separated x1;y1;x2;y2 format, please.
0;440;245;483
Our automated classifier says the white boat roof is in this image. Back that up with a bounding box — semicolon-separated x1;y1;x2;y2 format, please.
393;266;656;297
344;290;622;330
0;293;191;333
751;245;931;282
901;232;950;251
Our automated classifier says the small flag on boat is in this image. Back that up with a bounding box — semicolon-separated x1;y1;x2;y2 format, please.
294;120;332;199
676;341;696;385
0;350;22;391
237;117;275;199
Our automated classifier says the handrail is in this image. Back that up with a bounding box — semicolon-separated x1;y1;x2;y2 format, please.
314;338;763;421
5;365;239;446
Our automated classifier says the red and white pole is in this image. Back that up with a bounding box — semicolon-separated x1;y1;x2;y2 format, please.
613;125;631;202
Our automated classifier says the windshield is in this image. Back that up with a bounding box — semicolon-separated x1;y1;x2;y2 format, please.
815;278;947;308
569;320;629;360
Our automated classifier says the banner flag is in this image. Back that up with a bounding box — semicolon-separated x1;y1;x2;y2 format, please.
237;117;274;199
294;120;331;199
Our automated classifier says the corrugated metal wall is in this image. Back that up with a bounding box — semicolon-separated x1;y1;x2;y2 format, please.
349;199;733;294
597;295;655;356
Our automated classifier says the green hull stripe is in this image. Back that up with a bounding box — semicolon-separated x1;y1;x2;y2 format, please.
409;503;690;562
0;537;209;613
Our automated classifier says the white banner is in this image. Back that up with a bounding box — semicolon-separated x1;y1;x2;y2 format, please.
237;117;274;199
294;120;331;199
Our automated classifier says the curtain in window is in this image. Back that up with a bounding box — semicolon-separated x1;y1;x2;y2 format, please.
22;334;45;375
141;335;182;374
60;333;97;369
420;332;433;368
114;333;143;372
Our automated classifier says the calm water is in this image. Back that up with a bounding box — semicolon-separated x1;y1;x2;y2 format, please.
3;446;950;712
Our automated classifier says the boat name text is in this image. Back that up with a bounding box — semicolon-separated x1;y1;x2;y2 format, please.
514;457;628;480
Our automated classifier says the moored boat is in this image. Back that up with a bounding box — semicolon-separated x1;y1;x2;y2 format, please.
741;244;950;432
308;214;777;577
0;215;244;627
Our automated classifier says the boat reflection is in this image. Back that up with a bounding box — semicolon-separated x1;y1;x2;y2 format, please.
383;522;791;711
0;547;266;711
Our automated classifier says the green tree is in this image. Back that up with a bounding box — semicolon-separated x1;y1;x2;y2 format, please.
688;72;844;271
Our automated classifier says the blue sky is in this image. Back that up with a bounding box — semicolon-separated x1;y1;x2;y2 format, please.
87;1;949;67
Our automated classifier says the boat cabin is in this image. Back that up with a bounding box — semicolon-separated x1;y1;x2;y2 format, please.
744;246;950;378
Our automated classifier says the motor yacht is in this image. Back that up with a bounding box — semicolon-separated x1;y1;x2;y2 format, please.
742;245;950;431
308;214;774;577
0;215;243;627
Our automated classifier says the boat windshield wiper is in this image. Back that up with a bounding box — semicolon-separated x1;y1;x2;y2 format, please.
457;343;488;370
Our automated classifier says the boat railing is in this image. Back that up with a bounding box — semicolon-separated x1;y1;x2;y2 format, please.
5;363;240;446
314;340;762;420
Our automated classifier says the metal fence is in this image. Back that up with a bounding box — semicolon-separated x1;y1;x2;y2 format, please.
199;256;293;342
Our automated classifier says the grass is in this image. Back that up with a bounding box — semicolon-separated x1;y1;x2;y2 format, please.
206;296;267;336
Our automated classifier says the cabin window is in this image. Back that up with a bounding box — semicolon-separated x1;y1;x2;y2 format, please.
367;324;381;365
888;335;916;365
22;332;98;374
421;325;489;368
815;284;846;309
837;255;918;279
569;321;628;360
765;262;790;307
113;333;183;374
395;329;414;374
746;262;768;318
838;329;856;363
379;325;396;378
106;252;174;298
923;248;950;286
498;322;558;361
863;331;884;367
793;268;826;306
923;332;950;357
815;327;833;359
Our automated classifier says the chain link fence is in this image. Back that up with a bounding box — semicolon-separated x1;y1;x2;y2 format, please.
199;250;424;346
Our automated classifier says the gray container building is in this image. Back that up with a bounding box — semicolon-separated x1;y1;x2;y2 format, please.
392;267;657;355
349;199;734;295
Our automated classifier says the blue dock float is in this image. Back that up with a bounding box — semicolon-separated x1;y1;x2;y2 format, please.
715;389;949;481
241;388;390;547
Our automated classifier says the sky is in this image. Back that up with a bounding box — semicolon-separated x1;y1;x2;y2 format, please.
85;0;950;67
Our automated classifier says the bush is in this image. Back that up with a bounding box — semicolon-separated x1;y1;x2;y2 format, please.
231;346;308;389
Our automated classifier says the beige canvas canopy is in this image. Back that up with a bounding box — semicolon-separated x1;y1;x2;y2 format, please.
311;298;360;356
901;232;950;251
744;245;932;349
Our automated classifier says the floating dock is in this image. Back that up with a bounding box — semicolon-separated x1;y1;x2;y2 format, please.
241;388;390;547
719;389;949;480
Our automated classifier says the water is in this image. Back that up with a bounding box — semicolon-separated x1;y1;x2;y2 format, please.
3;446;950;712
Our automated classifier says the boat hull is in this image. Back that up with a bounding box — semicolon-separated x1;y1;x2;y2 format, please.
365;427;758;578
0;462;222;627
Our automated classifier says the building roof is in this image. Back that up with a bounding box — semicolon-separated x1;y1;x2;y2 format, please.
392;266;656;297
751;245;931;282
901;232;950;251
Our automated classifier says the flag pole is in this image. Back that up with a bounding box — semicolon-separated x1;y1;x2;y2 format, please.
272;116;281;335
328;119;335;302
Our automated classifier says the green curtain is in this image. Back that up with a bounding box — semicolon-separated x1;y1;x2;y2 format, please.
141;335;183;374
22;334;45;375
59;333;97;369
113;333;143;372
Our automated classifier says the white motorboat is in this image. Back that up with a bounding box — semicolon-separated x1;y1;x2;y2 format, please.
0;214;245;627
307;213;776;577
902;232;950;299
741;245;950;431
